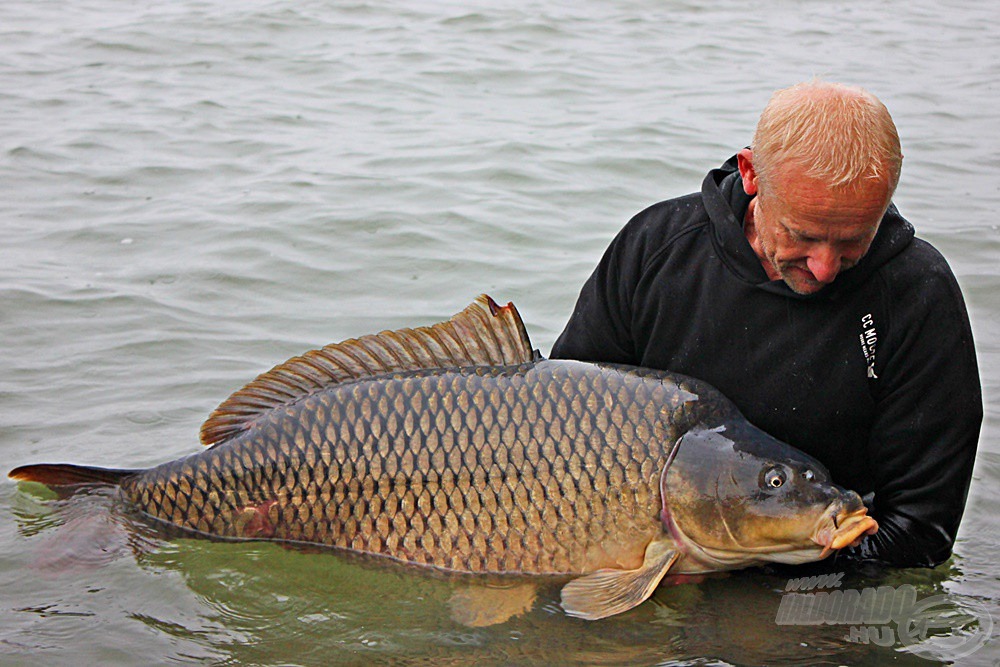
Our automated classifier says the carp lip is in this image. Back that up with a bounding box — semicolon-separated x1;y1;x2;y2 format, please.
813;505;879;558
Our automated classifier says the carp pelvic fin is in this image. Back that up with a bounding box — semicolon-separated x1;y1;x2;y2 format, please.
200;295;537;447
448;581;538;627
560;539;680;620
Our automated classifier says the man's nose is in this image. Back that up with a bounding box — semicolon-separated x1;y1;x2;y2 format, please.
806;247;841;284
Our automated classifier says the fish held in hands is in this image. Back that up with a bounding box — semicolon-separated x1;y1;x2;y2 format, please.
10;295;876;620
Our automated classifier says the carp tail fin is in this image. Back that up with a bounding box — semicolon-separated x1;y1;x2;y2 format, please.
200;294;537;448
9;463;137;488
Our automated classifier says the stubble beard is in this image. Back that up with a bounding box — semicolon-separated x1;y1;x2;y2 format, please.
754;224;823;296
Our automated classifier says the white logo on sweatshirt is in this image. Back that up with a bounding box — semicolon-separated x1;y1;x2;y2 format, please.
860;313;878;379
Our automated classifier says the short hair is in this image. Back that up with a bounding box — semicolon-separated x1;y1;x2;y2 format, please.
752;80;902;192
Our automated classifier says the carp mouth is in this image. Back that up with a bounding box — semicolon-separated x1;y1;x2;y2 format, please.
812;505;879;558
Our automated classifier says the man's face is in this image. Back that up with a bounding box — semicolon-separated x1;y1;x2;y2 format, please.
741;154;891;295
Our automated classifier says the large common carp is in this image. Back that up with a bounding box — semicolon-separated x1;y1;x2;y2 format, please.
10;296;876;620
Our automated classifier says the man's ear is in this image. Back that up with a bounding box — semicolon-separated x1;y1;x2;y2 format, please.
737;148;758;196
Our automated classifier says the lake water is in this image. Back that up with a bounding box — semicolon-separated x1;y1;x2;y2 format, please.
2;1;998;665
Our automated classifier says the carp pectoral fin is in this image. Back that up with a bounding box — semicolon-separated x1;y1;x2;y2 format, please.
560;539;680;621
448;581;537;627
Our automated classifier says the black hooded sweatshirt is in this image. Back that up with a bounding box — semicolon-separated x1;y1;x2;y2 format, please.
551;155;982;568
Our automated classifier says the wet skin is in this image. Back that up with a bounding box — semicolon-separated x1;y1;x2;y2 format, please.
737;148;892;295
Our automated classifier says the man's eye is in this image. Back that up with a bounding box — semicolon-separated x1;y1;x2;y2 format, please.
783;226;816;243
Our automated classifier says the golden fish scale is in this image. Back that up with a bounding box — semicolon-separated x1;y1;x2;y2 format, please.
124;361;716;575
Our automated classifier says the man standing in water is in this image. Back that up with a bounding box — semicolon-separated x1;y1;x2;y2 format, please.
551;80;982;567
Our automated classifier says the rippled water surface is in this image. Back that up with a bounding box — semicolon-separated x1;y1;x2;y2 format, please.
2;1;999;665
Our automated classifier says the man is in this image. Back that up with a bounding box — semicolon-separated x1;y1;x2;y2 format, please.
550;81;982;568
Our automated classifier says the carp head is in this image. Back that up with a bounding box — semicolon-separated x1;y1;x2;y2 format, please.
659;421;878;570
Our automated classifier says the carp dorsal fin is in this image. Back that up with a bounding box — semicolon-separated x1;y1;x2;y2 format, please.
560;539;680;620
199;295;536;447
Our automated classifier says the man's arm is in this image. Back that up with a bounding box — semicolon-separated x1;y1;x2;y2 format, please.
838;247;982;567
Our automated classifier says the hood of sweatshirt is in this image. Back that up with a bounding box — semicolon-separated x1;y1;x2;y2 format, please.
701;154;915;301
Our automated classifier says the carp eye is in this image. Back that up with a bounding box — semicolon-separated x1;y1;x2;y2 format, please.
764;467;786;489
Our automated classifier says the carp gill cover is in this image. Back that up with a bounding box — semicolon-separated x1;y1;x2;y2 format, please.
10;296;877;620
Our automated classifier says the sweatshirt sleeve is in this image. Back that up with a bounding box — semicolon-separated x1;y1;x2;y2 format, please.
550;216;646;364
837;246;982;567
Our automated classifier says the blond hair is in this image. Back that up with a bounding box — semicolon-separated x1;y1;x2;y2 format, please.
752;80;902;192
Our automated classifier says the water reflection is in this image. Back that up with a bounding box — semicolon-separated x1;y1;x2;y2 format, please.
9;484;971;666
